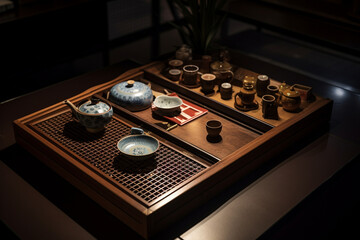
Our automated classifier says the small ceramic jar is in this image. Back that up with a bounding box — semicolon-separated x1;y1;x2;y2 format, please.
281;86;301;112
201;55;212;73
256;75;270;97
220;82;233;100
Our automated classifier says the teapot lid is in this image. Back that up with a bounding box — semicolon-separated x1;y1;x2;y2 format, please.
111;80;151;96
79;98;111;114
210;58;232;71
283;86;300;98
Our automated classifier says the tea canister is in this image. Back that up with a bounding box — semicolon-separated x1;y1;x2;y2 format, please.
256;75;270;97
220;82;233;100
281;86;301;112
262;95;279;120
109;80;153;112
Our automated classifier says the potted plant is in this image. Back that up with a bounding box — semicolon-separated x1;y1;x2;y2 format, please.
169;0;228;56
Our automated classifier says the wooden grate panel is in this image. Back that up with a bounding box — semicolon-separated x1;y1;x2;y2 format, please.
34;112;207;203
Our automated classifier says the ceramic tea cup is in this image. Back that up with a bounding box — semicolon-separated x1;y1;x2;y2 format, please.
262;94;279;120
267;85;279;96
267;84;280;104
117;127;159;161
200;73;216;93
168;59;183;69
168;69;182;81
182;65;199;85
153;95;183;116
206;120;222;142
220;82;233;100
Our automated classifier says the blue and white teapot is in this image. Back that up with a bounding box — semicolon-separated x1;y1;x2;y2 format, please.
64;97;113;133
109;80;153;111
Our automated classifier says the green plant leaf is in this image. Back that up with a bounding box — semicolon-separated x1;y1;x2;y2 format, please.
170;0;229;54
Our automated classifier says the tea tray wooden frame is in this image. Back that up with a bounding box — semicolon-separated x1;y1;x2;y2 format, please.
13;62;333;239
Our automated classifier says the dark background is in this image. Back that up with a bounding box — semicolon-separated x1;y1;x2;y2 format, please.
1;0;359;103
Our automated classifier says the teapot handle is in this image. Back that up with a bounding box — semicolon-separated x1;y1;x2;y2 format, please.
130;127;144;135
226;70;234;81
64;100;80;121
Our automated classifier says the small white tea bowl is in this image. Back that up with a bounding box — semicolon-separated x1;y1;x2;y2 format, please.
153;95;183;115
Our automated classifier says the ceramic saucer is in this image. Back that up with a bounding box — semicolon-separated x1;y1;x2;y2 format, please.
234;98;259;112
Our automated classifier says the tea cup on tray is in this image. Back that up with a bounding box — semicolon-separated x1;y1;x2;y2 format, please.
153;95;183;116
117;128;159;161
182;65;199;85
206;120;222;143
200;73;216;93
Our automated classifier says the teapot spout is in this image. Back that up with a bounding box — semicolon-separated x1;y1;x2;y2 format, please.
64;100;80;120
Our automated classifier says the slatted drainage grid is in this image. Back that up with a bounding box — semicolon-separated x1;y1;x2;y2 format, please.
34;111;207;203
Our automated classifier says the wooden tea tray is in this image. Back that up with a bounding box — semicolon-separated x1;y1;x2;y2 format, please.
145;61;321;129
13;62;333;239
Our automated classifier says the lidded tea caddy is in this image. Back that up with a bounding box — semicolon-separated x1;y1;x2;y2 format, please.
281;86;301;112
